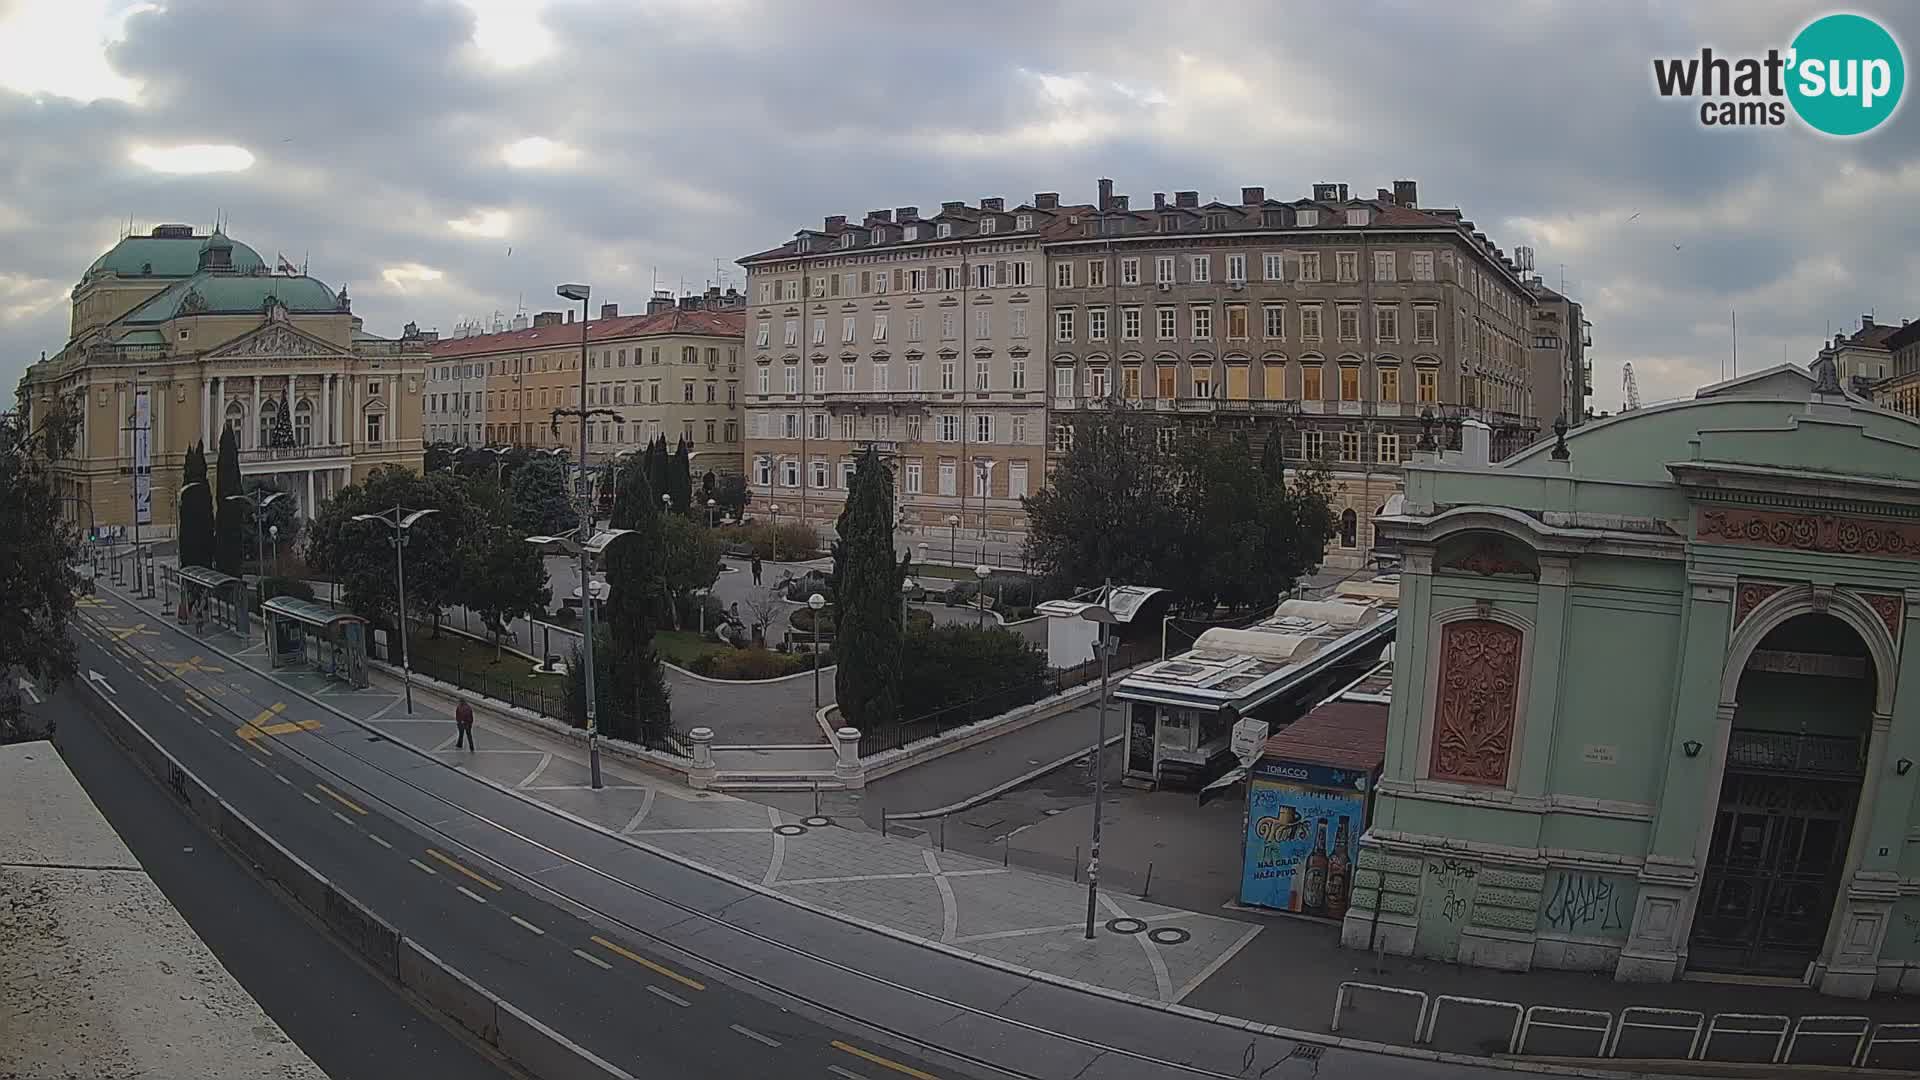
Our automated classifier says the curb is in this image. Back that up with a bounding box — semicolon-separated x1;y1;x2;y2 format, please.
96;581;1671;1079
882;731;1124;822
74;655;633;1080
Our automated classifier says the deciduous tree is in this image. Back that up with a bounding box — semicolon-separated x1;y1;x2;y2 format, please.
1021;403;1183;590
510;456;576;537
0;403;81;740
463;523;551;659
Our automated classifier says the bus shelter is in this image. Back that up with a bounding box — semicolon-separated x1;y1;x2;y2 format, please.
262;597;370;688
162;565;249;637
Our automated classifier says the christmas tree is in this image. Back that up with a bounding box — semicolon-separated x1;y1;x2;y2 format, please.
270;396;296;448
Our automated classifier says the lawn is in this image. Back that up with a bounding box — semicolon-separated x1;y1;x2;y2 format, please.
654;630;732;667
406;627;556;695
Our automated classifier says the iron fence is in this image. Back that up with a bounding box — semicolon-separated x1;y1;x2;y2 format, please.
859;637;1157;757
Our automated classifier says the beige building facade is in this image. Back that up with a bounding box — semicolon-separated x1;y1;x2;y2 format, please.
426;291;744;480
1045;179;1541;565
737;195;1088;541
17;226;428;539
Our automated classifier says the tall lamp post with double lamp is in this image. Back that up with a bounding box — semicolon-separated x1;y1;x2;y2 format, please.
809;592;826;711
352;507;439;715
1078;592;1121;939
975;564;990;627
525;527;633;790
225;489;286;609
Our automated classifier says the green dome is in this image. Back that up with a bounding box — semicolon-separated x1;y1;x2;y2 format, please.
84;229;266;280
123;272;343;324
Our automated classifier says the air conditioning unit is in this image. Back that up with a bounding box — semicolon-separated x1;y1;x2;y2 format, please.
1157;282;1173;292
1229;281;1245;291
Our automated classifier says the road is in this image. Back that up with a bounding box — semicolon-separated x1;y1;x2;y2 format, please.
66;590;1542;1080
49;687;514;1080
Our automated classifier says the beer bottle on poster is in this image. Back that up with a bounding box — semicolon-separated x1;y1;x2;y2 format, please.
1303;819;1329;915
1326;816;1352;921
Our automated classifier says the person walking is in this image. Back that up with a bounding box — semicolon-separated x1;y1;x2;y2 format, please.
454;697;476;751
751;554;763;585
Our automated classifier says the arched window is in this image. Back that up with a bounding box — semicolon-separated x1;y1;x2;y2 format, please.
1340;508;1358;548
224;399;245;441
258;398;278;447
293;399;313;446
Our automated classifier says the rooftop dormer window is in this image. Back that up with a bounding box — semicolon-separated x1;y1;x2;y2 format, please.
936;222;952;238
1160;215;1178;233
1207;213;1228;230
840;233;855;248
797;236;811;253
1297;209;1320;227
979;218;997;235
904;224;920;241
1015;214;1033;231
1346;208;1370;226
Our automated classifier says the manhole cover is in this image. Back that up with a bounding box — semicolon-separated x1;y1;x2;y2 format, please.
1147;927;1191;945
772;823;808;836
800;815;831;827
1105;917;1147;934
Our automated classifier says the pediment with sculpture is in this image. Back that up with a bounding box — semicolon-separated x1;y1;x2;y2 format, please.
204;322;353;361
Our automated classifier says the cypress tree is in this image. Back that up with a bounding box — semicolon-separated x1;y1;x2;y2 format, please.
831;449;909;729
178;440;215;568
600;455;671;737
669;436;692;515
214;426;245;575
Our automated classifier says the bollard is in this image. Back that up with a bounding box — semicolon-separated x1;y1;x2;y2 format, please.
1003;836;1009;867
812;780;820;818
1143;861;1154;898
1074;845;1081;883
880;808;887;838
940;815;946;852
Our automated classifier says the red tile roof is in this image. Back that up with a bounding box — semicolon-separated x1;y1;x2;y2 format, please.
429;308;743;358
1261;700;1387;772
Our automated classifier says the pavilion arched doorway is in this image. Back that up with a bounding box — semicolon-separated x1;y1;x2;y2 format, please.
1690;613;1873;977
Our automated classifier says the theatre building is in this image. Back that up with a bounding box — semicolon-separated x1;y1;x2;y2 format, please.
1343;362;1920;998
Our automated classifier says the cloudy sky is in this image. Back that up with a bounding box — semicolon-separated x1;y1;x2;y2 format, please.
3;0;1916;410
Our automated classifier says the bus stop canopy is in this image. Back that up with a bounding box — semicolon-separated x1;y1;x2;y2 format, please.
179;566;243;592
263;596;364;628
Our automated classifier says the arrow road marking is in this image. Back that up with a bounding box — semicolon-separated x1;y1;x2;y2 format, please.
14;677;38;705
87;669;117;696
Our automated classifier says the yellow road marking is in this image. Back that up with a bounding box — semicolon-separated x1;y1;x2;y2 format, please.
590;935;705;992
831;1041;940;1080
77;597;113;609
424;848;501;892
315;783;368;816
165;655;224;675
106;623;158;641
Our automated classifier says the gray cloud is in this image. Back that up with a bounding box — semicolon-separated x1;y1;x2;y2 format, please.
5;0;1920;411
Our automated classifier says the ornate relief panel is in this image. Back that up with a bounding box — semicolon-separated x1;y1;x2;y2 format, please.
1429;619;1524;786
1857;591;1903;643
1699;508;1920;561
1734;581;1785;627
1437;533;1539;580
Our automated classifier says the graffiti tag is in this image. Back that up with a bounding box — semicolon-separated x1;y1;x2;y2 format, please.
1542;872;1629;934
1429;859;1478;924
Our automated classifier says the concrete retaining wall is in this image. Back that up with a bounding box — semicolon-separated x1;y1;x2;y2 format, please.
80;681;633;1080
857;680;1107;783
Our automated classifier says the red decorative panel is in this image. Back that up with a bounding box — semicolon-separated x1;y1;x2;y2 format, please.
1429;619;1523;786
1440;538;1538;579
1861;592;1903;642
1735;581;1785;627
1699;508;1920;561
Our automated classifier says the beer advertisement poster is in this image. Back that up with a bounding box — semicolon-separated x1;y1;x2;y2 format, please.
1239;761;1367;918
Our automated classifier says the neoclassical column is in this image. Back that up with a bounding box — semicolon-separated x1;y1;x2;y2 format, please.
320;374;333;445
305;469;315;517
204;377;214;447
251;375;262;449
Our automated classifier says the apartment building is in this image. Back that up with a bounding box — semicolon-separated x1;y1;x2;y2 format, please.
1045;179;1540;564
426;289;744;477
1526;279;1590;426
737;195;1088;540
1874;317;1920;418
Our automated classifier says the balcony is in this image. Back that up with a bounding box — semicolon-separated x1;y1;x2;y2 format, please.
238;442;350;465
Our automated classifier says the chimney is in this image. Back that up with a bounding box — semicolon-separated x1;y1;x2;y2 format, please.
1034;192;1059;210
648;289;674;315
1460;419;1491;467
1862;314;1875;330
1097;178;1114;211
1337;183;1349;201
679;294;702;311
1377;188;1392;202
1312;182;1339;201
869;209;892;223
600;303;618;320
1153;192;1167;211
1241;186;1265;205
824;214;847;230
981;197;1004;212
1175;190;1198;208
1393;180;1418;207
565;310;574;324
939;201;964;213
533;311;563;328
896;206;918;222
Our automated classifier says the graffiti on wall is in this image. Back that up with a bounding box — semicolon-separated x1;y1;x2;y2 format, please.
1537;869;1636;940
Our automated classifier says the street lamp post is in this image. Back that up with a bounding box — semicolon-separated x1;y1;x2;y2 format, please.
808;592;826;712
525;525;633;791
352;506;439;716
948;514;960;566
270;523;281;578
900;576;916;629
975;564;990;627
769;503;781;561
706;498;717;529
556;281;609;789
1078;589;1120;940
225;490;287;610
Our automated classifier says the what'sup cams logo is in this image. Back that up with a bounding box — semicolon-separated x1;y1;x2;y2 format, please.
1653;12;1905;136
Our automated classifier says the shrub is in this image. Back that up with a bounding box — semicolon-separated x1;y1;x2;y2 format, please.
685;647;830;680
789;606;836;635
718;521;822;562
897;624;1047;719
260;575;315;602
782;569;835;604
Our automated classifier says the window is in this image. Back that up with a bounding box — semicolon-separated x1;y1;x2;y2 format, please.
810;412;827;438
1191;305;1212;340
905;459;923;493
941;266;961;290
784;365;799;394
908;268;928;292
783;459;799;486
938;460;957;495
684;381;696;402
908;362;923;390
903;225;919;242
1015;214;1032;231
1009;461;1029;496
979;217;997;235
874;362;890;391
758;282;773;304
1417;368;1438;403
1340;430;1361;461
1226;253;1246;282
844;272;857;295
1346;208;1369;227
756;457;772;486
1380;367;1400;402
840;415;855;440
871;414;886;439
1340;366;1361;401
725;419;738;442
1337;306;1360;342
974;308;991;339
842;316;856;344
1189;255;1210;283
842;363;856;390
756;322;771;348
811;318;826;345
1011;260;1030;287
1297;208;1319;228
1121;306;1142;341
1054;366;1074;400
1336;252;1358;282
1299;252;1321;282
940;360;956;390
873;314;888;342
1055;261;1074;289
972;461;991;498
1226;305;1249;340
941;311;956;340
976;359;990;390
365;411;385;444
1412;252;1435;281
1010;357;1026;389
1374;251;1395;282
1378;433;1400;464
812;460;828;489
1157;306;1177;340
1051;422;1073;452
1301;305;1322;342
1263;303;1286;340
973;263;994;289
1303;364;1324;400
1415;306;1438;343
906;414;922;441
1155;256;1175;283
1263;252;1284;281
976;413;994;443
1375;305;1399;343
1192;366;1213;399
812;276;827;298
1122;366;1142;400
1010;309;1027;338
783;319;799;346
938;413;959;442
1089;307;1108;342
1055;308;1075;342
1088;259;1106;288
1120;257;1140;285
907;314;923;342
936;222;952;238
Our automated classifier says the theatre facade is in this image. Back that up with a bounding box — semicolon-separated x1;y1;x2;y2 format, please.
1343;363;1920;998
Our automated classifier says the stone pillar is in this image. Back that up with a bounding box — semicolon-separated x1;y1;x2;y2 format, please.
251;375;262;449
117;383;127;457
1516;556;1571;799
833;726;864;789
320;374;331;445
688;727;716;789
204;376;215;447
305;469;315;520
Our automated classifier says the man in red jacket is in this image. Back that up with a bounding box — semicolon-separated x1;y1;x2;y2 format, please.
454;698;475;750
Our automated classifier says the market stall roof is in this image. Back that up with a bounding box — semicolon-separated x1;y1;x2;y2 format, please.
1035;584;1164;624
1261;699;1388;773
263;596;366;629
178;566;243;591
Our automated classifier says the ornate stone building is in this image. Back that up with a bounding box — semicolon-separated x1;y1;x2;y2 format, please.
1345;362;1920;998
17;225;429;537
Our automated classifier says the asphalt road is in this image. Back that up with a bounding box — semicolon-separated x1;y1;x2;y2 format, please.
49;687;515;1080
64;623;970;1080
